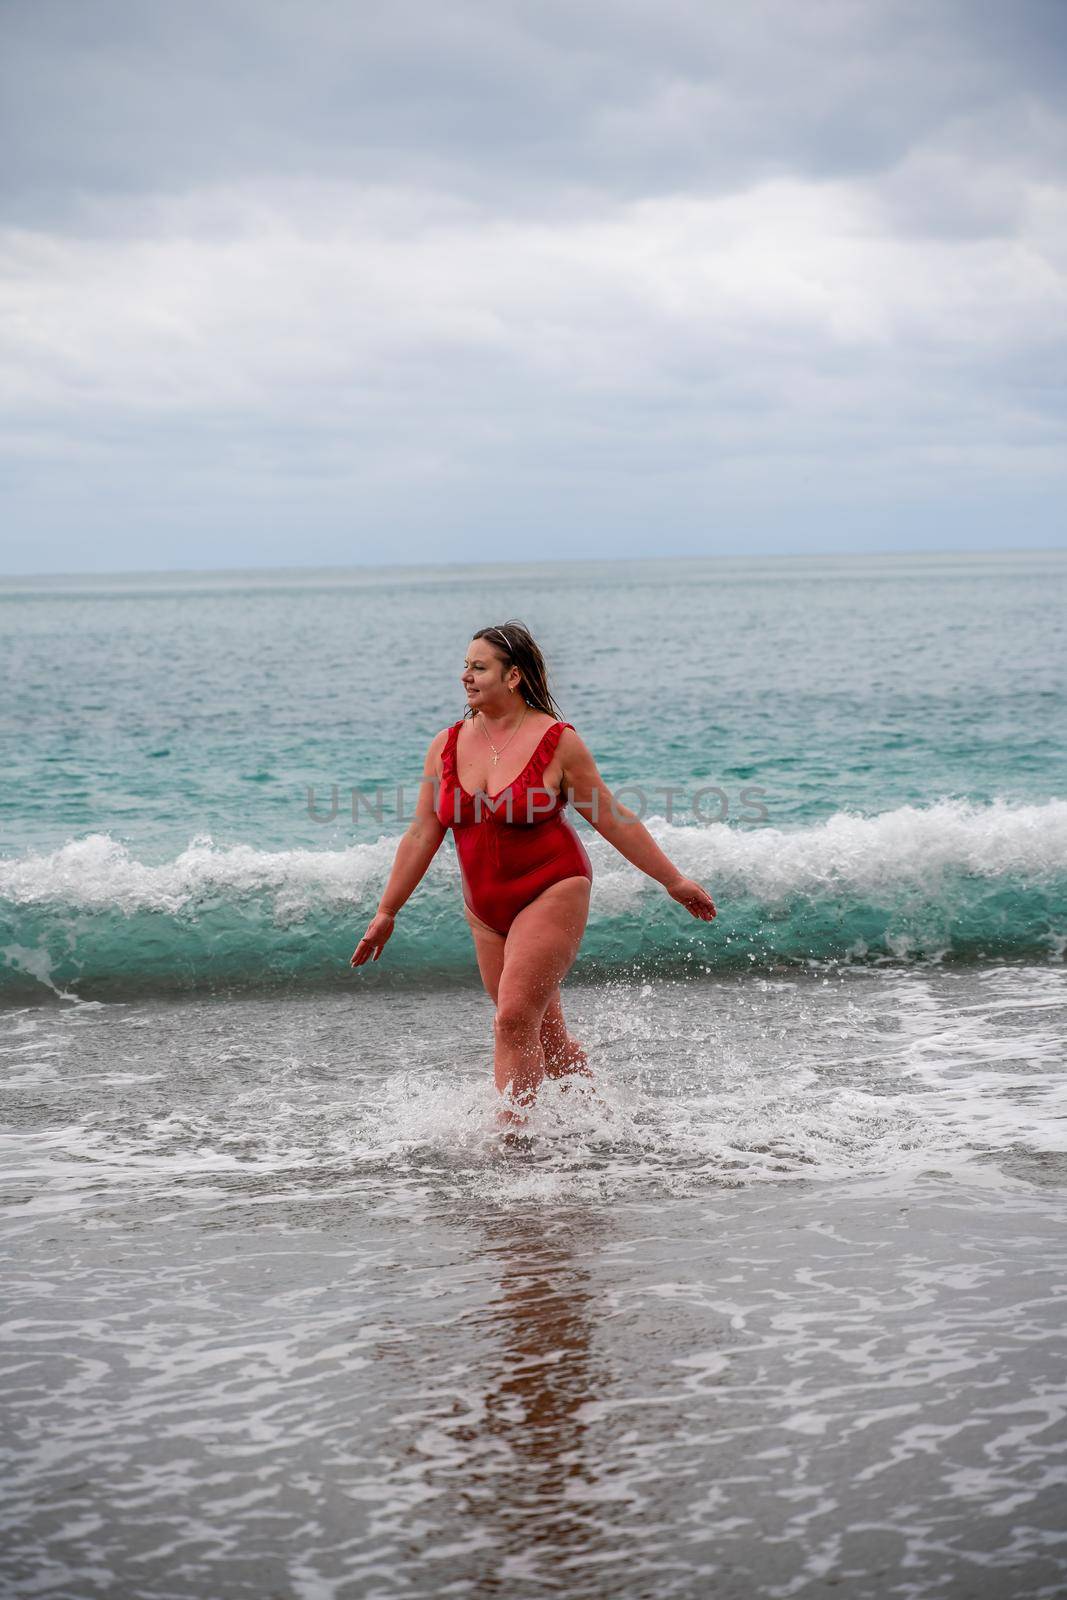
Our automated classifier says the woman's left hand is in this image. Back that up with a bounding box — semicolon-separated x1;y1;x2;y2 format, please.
665;876;717;921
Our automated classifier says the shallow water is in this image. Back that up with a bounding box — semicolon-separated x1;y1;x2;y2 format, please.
3;965;1066;1598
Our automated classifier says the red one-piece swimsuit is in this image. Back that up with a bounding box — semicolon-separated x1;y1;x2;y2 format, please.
436;718;593;936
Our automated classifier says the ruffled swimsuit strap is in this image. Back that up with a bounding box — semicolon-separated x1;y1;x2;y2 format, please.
521;720;574;795
437;721;465;823
441;719;463;779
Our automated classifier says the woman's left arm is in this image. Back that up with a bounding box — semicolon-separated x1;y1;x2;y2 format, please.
559;730;717;922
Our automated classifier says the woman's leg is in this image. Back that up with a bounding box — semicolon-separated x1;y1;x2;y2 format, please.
464;904;587;1074
493;877;591;1107
541;993;591;1080
464;904;506;999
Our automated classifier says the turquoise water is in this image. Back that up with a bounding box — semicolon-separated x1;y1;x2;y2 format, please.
1;551;1065;998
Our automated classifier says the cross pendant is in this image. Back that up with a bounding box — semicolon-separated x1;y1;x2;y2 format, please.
490;754;499;765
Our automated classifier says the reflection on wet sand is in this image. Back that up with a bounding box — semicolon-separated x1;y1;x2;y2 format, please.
386;1206;610;1593
470;1209;607;1587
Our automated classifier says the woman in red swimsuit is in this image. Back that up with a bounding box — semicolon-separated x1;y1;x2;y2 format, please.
351;622;716;1117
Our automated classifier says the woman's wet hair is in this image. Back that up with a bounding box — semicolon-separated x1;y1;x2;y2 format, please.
467;621;564;719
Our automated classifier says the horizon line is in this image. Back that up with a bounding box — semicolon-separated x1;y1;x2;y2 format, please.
2;543;1064;583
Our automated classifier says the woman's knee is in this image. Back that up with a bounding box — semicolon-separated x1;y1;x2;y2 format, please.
494;996;546;1038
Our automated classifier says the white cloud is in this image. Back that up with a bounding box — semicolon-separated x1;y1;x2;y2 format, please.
4;169;1063;406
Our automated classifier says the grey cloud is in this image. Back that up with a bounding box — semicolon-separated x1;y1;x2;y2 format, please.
4;0;1066;226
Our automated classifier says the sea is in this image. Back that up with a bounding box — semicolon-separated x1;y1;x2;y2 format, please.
1;550;1066;1599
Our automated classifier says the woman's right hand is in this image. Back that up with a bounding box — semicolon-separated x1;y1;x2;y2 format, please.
665;876;717;921
350;912;395;967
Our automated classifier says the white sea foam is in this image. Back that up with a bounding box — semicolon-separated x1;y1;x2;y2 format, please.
1;796;1064;918
649;794;1067;900
0;830;434;919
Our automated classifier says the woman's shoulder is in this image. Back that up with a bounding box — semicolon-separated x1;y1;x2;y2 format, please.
554;723;594;766
528;712;576;751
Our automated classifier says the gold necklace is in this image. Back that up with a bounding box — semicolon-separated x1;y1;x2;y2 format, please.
477;706;528;766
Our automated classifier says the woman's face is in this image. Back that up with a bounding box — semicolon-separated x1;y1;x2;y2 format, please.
462;637;510;707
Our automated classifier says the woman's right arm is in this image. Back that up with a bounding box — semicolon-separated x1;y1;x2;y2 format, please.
350;731;449;967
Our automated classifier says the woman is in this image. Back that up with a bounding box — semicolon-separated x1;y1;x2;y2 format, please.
351;621;717;1118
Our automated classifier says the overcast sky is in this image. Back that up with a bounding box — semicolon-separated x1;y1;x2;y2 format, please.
2;0;1065;573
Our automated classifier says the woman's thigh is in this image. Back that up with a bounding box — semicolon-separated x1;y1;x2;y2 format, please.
464;904;572;1033
464;904;506;1001
497;876;591;1017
